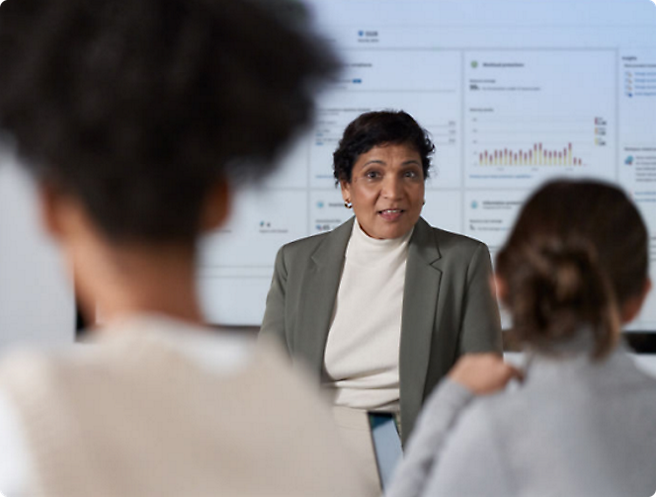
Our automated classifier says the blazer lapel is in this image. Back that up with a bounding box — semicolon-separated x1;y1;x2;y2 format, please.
294;218;354;377
400;218;442;429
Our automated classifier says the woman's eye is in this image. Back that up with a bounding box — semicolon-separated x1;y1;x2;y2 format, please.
404;170;418;178
365;170;380;179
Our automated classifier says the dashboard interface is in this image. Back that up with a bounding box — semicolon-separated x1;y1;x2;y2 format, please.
197;1;656;332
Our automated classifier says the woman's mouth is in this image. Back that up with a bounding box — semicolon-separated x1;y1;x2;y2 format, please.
378;208;404;221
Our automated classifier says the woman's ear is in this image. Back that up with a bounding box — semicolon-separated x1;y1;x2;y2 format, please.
200;177;231;232
621;278;652;324
340;179;351;203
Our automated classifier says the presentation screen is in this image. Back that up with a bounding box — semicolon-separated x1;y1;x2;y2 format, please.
197;0;656;332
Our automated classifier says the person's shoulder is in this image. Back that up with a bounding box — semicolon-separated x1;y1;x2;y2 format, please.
418;218;489;256
600;346;656;400
0;344;80;388
0;319;255;389
450;387;521;444
281;230;332;255
279;217;354;259
432;226;487;250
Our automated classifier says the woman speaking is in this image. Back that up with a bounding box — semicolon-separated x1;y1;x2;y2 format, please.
261;110;502;491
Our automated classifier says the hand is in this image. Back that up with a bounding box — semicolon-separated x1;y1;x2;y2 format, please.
447;353;523;395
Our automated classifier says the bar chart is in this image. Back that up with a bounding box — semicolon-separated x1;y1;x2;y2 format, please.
469;114;609;171
477;143;582;167
464;50;615;187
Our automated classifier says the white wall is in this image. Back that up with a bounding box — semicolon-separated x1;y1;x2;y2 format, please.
0;156;74;350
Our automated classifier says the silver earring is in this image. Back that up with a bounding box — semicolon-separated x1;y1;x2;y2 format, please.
344;201;352;209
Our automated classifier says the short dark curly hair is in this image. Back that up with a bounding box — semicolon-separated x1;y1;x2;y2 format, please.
0;0;339;243
333;110;434;184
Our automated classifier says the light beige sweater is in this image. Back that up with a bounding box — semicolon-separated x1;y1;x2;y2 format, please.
0;317;365;497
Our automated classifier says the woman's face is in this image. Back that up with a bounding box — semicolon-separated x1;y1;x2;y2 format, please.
341;142;425;239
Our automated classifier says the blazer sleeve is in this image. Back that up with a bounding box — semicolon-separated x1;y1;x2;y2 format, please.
259;245;290;352
459;243;503;355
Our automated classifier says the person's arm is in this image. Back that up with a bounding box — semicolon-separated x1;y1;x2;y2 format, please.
422;400;513;497
386;354;521;497
385;378;474;497
259;246;289;350
459;243;503;355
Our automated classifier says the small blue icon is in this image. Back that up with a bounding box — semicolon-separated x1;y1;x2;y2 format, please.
317;201;325;208
471;201;479;209
358;30;364;36
625;156;634;165
352;79;362;84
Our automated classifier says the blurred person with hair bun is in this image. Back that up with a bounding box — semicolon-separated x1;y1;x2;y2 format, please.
0;0;367;495
387;179;656;497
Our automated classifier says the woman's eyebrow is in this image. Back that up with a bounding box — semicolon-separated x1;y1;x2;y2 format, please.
362;159;420;166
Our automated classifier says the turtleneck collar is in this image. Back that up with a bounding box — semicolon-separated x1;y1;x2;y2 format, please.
353;217;414;249
345;218;414;265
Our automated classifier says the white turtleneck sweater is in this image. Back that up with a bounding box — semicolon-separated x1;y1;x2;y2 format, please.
322;220;412;412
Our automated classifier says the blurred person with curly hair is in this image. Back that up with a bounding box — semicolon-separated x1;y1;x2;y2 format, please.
0;0;367;495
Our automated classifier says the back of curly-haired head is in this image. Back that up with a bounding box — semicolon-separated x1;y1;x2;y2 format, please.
496;179;649;359
0;0;339;243
333;110;434;184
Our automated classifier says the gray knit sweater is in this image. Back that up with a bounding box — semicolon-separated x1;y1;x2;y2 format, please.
387;342;656;497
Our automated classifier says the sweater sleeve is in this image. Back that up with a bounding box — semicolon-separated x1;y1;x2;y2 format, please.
0;389;32;497
421;398;513;497
385;378;474;497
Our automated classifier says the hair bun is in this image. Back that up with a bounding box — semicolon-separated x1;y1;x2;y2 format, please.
507;238;619;356
539;241;598;306
496;179;647;359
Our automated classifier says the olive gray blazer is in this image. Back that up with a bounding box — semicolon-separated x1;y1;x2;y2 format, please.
260;217;502;443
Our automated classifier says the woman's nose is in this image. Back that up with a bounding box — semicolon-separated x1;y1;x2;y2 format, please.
382;175;403;199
